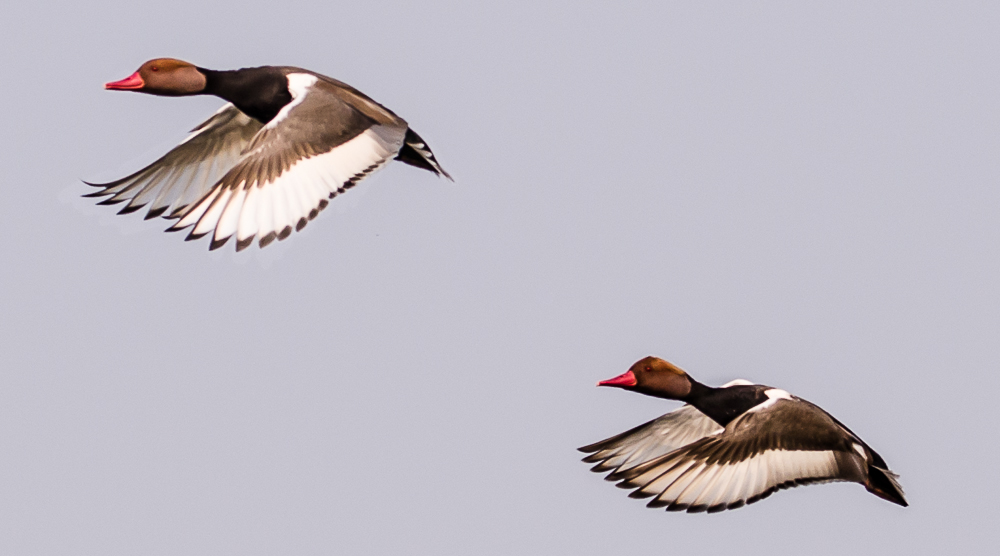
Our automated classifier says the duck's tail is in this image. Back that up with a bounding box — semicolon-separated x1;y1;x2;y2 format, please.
396;128;452;180
866;465;908;507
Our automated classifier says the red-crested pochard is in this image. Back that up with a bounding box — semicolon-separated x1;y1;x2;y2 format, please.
579;357;907;513
86;59;451;251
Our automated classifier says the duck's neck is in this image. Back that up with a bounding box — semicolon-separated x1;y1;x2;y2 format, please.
682;380;767;427
200;69;250;101
681;379;740;427
199;67;293;124
682;378;717;405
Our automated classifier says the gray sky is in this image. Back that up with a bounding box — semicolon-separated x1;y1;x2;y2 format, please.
1;1;997;553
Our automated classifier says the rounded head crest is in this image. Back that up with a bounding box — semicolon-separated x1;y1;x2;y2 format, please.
105;58;205;96
598;356;693;400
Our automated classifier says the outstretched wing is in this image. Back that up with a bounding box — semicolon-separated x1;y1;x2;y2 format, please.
579;405;724;476
84;104;262;220
607;399;862;513
168;74;408;251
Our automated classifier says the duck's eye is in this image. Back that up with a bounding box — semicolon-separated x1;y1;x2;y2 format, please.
151;66;159;72
645;366;651;372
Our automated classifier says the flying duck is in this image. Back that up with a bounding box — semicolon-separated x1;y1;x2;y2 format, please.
579;356;907;513
85;58;451;251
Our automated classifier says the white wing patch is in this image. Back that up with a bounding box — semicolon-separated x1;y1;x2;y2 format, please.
580;405;723;475
624;449;841;512
173;125;406;249
85;104;261;220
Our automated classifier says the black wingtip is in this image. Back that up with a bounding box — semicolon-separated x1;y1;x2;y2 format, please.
185;230;209;242
606;465;642;483
259;232;277;248
144;206;169;220
236;236;254;252
117;203;145;215
96;198;125;206
209;235;231;251
586;461;610;473
726;500;745;511
166;205;189;220
577;441;606;454
277;226;292;241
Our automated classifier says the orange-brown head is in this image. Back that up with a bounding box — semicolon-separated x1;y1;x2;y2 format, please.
105;58;207;96
597;356;695;400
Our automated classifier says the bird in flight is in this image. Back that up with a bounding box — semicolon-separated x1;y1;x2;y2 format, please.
580;356;907;513
86;58;450;251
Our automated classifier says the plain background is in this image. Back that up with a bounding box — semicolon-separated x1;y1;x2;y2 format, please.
1;1;997;553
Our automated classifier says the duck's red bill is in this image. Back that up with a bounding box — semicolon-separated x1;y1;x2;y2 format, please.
105;72;144;90
597;370;637;387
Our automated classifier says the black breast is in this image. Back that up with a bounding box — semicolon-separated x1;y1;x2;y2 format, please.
688;385;770;427
201;66;294;124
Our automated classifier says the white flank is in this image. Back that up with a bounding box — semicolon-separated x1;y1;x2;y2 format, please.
265;73;319;130
853;443;867;459
750;388;794;412
766;388;793;400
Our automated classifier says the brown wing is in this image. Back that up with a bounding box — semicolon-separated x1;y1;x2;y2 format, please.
168;75;408;251
84;104;262;220
579;405;724;475
607;399;868;513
